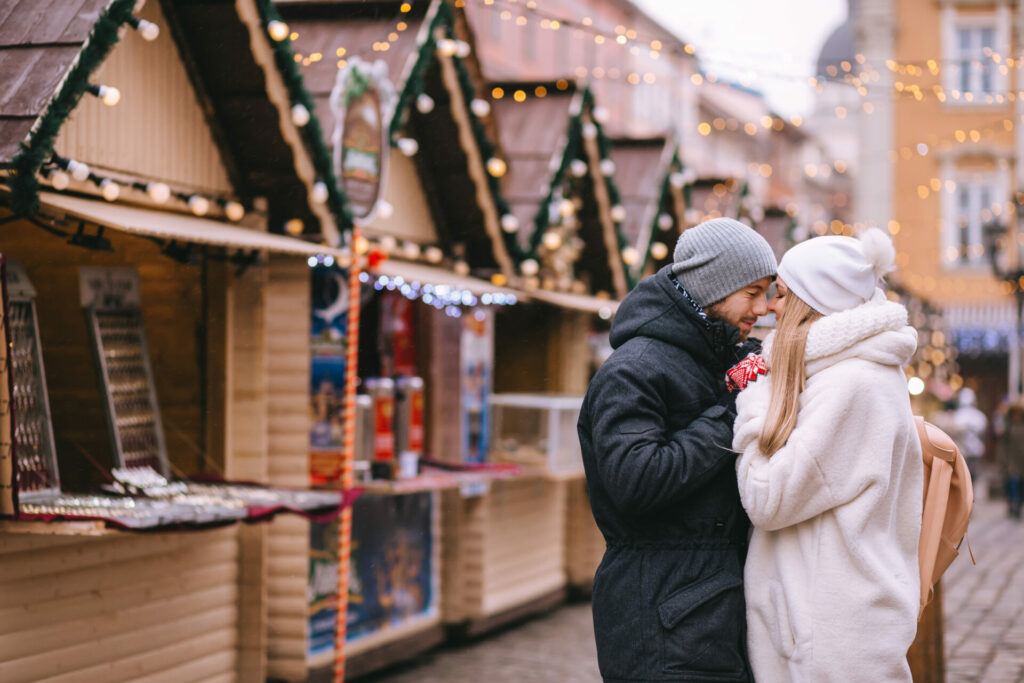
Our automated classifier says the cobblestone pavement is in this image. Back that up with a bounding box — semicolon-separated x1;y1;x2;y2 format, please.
362;488;1023;683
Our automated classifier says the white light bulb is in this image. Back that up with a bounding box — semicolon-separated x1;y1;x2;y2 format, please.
379;235;398;252
520;258;539;276
570;159;588;177
598;306;613;320
500;214;520;233
591;106;610;124
669;172;686;189
312;181;329;204
559;199;575;217
268;20;289;42
622;246;640;265
402;242;421;259
307;255;318;268
376;200;394;219
415;93;435;114
681;169;698;185
582;122;598;140
100;178;120;201
436;39;458;57
99;85;121;106
139;19;160;41
455;40;472;58
225;200;245;221
751;206;765;222
147;182;171;203
486;157;507;177
600;158;616;176
425;246;444;263
610;205;627;222
684;207;702;224
650;242;669;260
291;103;310;127
50;169;70;190
188;195;210;216
67;159;90;181
285;218;304;235
657;213;674;230
397;137;419;156
454;260;470;276
908;377;925;395
542;231;563;250
323;255;335;267
470;98;491;117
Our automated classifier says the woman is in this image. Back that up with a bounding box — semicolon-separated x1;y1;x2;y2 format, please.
733;228;922;682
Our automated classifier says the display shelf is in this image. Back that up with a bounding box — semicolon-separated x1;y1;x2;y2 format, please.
489;394;584;474
358;463;521;496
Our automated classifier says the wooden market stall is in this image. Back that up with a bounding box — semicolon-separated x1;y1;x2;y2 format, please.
0;1;352;681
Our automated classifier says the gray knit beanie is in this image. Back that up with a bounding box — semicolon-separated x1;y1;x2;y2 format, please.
672;218;777;307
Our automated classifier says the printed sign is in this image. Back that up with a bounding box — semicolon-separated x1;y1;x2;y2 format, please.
330;58;397;225
78;267;141;309
461;309;494;463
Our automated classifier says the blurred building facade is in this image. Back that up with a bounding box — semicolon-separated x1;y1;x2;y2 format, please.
852;0;1024;410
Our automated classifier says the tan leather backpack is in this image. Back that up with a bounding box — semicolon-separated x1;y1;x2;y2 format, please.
915;416;975;620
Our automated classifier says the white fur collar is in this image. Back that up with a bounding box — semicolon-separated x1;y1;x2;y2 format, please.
761;289;918;373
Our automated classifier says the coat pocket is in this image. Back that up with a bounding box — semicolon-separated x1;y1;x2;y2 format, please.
657;568;747;679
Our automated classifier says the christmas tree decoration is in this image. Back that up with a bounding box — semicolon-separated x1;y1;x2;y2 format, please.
501;214;520;233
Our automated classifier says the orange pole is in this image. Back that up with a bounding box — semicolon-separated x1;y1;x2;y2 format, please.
334;230;361;682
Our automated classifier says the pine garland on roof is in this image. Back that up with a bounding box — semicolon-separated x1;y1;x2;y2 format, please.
8;0;137;216
254;0;354;233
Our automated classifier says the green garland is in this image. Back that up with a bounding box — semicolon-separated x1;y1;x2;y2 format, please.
254;0;354;232
388;1;452;141
636;149;683;278
7;0;137;216
529;87;635;289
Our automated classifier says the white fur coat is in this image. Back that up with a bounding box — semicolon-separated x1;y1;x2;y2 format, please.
734;290;923;682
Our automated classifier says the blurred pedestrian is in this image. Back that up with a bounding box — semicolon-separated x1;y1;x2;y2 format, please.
998;400;1024;519
953;387;988;481
733;228;921;682
578;218;776;681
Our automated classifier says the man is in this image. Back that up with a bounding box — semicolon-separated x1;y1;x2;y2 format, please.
578;218;776;682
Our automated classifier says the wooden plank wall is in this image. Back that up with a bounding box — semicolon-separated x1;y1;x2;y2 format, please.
223;263;269;682
264;255;312;681
443;476;567;622
0;527;240;682
564;477;603;590
54;0;234;195
0;219;205;490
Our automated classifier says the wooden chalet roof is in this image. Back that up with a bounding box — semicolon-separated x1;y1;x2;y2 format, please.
0;0;110;164
490;84;575;252
608;137;672;246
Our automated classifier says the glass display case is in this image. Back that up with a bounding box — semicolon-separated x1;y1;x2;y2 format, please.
488;394;584;473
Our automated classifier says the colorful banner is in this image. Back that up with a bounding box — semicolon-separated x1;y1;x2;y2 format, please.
461;310;494;463
347;492;436;640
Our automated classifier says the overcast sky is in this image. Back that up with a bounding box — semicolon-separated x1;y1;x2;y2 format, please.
634;0;848;116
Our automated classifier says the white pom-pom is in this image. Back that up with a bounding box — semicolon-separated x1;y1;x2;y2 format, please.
859;226;896;278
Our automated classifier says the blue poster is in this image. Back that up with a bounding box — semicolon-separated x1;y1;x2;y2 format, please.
347;492;436;641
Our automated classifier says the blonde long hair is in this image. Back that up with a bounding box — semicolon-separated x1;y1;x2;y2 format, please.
758;294;823;456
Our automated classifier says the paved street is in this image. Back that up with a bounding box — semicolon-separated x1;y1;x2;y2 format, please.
362;486;1024;683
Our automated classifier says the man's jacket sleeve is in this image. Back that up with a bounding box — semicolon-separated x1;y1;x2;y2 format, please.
588;360;737;515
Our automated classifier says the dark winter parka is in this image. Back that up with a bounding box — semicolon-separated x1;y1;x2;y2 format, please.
578;265;755;682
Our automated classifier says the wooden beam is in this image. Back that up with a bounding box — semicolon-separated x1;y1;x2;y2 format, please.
582;114;629;299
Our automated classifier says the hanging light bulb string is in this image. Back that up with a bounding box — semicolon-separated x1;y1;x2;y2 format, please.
254;0;354;231
7;0;143;216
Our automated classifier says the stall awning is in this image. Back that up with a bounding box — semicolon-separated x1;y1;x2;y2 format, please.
371;259;522;300
37;192;347;258
526;289;619;317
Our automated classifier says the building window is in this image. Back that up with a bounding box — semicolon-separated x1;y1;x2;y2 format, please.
942;8;1009;101
946;174;997;267
956;26;995;95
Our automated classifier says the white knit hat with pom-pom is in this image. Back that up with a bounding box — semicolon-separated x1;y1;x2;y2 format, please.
777;227;896;315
